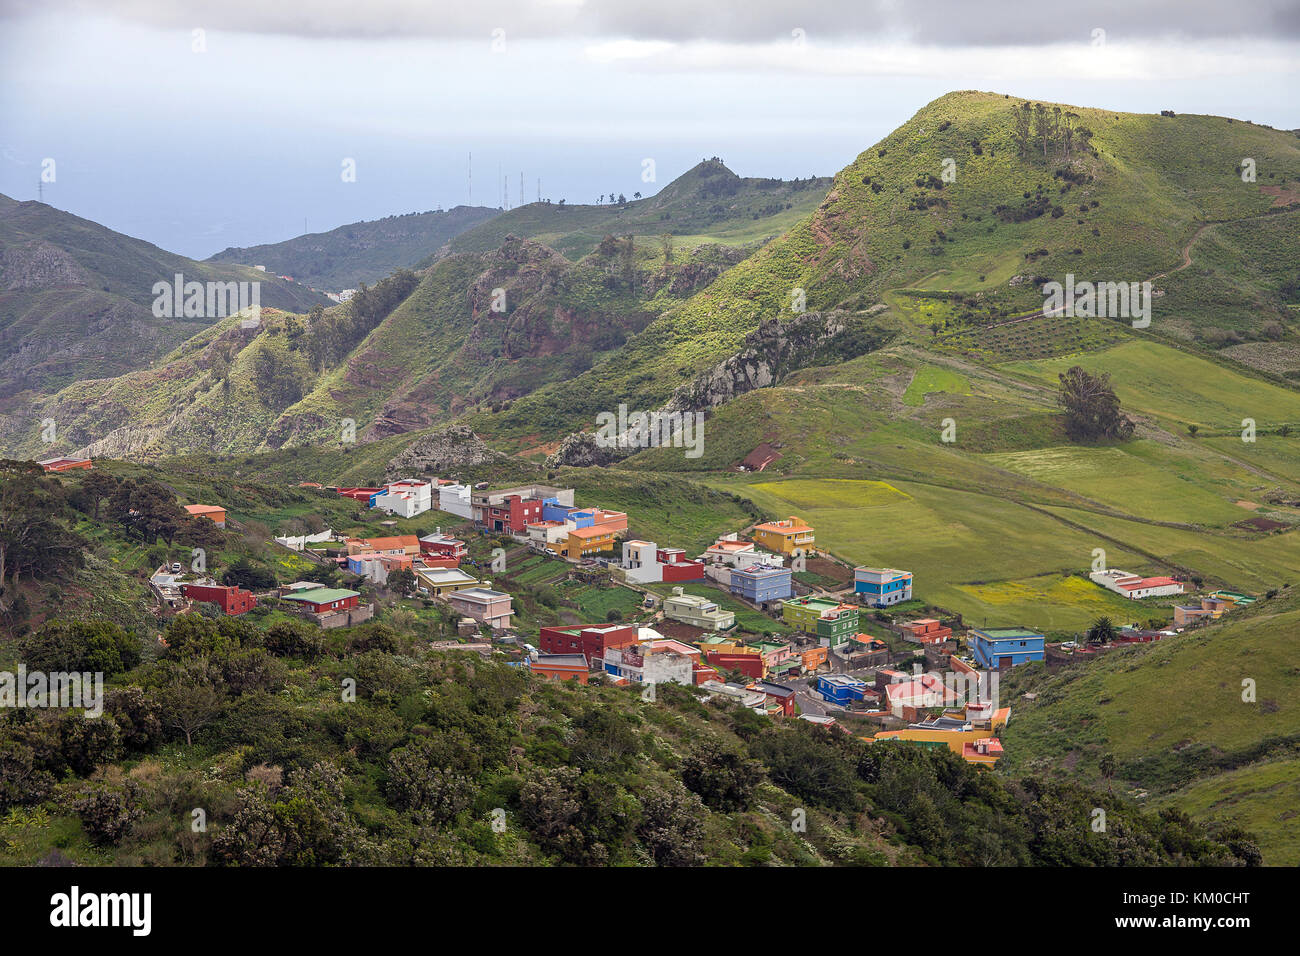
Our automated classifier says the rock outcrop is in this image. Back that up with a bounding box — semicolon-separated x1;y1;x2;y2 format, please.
546;310;893;466
387;424;507;476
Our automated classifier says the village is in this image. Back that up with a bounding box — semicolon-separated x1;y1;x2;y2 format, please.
44;457;1258;771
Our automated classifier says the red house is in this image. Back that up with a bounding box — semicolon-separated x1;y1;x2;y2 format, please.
182;583;257;616
751;680;797;717
334;487;382;502
419;533;468;560
539;623;640;666
657;547;705;582
37;457;93;473
704;651;764;680
483;494;544;533
281;587;361;614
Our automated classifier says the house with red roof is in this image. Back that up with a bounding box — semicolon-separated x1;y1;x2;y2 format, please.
1089;569;1185;600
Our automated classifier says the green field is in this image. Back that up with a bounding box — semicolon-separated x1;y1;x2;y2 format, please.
1004;340;1300;431
715;475;1160;633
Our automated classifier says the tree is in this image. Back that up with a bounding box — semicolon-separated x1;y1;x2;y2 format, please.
20;620;141;676
153;660;225;746
220;556;277;590
0;461;85;614
1099;753;1117;793
79;471;119;521
1087;616;1115;644
1057;366;1135;442
386;567;416;596
681;740;764;811
1187;424;1200;437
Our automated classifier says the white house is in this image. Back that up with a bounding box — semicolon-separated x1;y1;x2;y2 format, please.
602;639;697;686
438;483;474;520
372;479;433;518
1089;569;1185;600
703;534;784;568
621;540;663;584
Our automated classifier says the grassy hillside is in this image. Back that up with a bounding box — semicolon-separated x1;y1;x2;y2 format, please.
0;195;327;401
436;160;831;260
996;585;1300;864
478;91;1300;443
206;205;500;291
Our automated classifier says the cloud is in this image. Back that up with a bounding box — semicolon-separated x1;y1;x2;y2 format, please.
3;0;1298;44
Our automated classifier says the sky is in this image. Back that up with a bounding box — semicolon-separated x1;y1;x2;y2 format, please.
1;0;1298;261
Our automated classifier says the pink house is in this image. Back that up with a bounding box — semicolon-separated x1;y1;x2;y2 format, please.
448;587;513;630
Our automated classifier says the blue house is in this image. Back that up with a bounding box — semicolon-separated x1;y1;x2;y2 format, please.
541;498;577;524
854;567;913;608
969;627;1045;669
730;564;793;603
817;674;868;705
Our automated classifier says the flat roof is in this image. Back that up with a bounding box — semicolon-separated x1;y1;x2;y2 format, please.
282;588;359;603
452;587;509;600
975;627;1043;639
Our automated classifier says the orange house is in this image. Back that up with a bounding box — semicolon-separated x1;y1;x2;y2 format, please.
561;525;616;560
528;654;590;683
346;535;421;557
800;645;830;673
184;504;227;528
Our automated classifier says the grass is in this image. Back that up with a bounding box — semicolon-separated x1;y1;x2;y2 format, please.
997;585;1300;864
716;475;1157;634
1159;760;1300;866
902;364;971;406
1003;339;1300;431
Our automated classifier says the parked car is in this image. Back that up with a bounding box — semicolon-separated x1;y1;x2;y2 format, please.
170;562;182;573
544;548;558;557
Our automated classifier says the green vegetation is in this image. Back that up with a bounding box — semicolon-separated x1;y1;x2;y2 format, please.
0;611;1257;867
998;585;1300;864
207;205;500;291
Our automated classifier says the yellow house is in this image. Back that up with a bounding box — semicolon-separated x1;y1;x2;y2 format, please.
870;706;1010;766
561;525;616;560
752;516;814;556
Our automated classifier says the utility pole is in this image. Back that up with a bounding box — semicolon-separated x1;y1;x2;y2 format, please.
468;151;472;205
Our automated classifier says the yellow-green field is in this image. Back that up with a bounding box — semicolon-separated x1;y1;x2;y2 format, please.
982;441;1282;527
1003;340;1300;430
707;474;1300;633
715;476;1160;632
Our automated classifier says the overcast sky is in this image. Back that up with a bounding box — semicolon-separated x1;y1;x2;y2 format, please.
2;0;1297;265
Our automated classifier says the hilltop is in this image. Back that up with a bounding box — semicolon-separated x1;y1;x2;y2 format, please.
206;205;500;291
434;160;832;260
0;195;328;401
478;91;1300;446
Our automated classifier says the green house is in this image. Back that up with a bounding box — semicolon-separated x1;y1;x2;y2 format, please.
781;596;860;645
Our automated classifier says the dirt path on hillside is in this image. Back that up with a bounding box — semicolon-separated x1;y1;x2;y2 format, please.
979;208;1296;331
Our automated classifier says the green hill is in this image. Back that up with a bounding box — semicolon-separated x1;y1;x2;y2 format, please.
435;159;832;260
476;92;1300;445
996;585;1300;864
206;205;500;291
0;195;328;401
